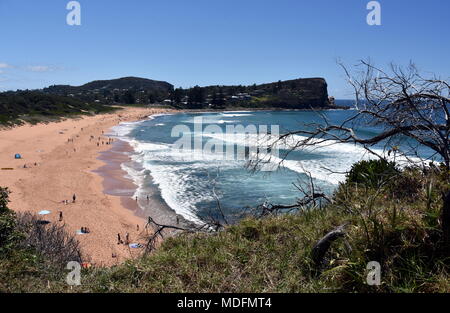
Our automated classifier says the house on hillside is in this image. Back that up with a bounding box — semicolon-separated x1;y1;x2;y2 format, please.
328;96;336;106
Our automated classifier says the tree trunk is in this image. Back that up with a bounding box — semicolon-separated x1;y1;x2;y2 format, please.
311;224;346;266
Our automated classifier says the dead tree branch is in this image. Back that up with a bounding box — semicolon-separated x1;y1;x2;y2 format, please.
249;61;450;173
311;224;347;266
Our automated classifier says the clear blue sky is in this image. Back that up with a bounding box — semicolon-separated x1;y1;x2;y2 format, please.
0;0;449;98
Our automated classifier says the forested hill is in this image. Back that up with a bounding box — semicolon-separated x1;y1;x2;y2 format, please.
43;77;174;105
0;76;340;125
185;77;333;109
42;76;336;110
0;91;114;125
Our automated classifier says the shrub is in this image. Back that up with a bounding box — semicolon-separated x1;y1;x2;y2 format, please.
0;187;22;254
15;212;83;267
346;159;398;188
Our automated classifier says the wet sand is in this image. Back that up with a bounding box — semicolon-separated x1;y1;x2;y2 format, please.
96;137;193;231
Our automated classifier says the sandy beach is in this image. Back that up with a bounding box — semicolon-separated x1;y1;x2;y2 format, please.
0;107;175;266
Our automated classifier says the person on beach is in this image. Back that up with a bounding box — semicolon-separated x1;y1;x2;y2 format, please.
73;194;76;203
147;195;149;202
117;233;122;244
136;224;140;231
59;211;63;222
135;196;138;202
125;232;130;245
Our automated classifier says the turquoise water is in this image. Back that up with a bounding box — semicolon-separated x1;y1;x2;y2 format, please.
112;110;434;224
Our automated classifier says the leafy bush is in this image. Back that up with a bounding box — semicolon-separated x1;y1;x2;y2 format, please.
15;212;83;267
0;187;21;254
346;159;398;188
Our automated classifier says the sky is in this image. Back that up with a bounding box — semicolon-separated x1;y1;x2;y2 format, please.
0;0;449;98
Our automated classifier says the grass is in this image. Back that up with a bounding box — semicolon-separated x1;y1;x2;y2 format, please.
0;162;449;293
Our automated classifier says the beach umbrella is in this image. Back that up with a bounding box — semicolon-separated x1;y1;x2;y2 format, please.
37;210;51;224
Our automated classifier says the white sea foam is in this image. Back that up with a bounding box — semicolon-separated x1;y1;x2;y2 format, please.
120;162;146;198
111;112;426;225
223;110;253;113
203;132;420;185
128;140;170;153
139;162;211;224
112;118;237;224
107;114;209;224
221;113;253;117
109;121;142;139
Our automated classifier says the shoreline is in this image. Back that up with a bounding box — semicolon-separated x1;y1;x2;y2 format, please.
0;106;351;266
94;140;144;219
0;107;176;266
97;118;195;230
95;137;181;227
102;107;349;229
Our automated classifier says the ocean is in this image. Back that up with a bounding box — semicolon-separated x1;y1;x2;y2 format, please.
111;110;434;225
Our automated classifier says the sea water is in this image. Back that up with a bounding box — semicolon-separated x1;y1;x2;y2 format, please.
111;110;435;224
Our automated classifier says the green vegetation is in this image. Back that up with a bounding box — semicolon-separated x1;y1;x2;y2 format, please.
0;188;21;255
170;78;334;110
346;159;398;188
41;76;337;110
1;160;448;293
0;90;116;126
43;77;174;106
0;77;339;125
0;187;83;292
